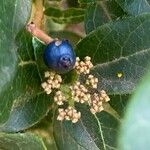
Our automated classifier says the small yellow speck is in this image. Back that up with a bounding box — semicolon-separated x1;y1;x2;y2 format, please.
117;72;123;78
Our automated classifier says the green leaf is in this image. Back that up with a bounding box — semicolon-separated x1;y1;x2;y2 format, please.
116;0;150;16
0;0;31;35
0;0;31;126
0;0;31;96
0;57;51;132
0;132;46;150
67;0;80;8
109;95;129;117
49;0;61;1
32;37;47;79
16;30;35;61
44;7;85;24
0;1;52;132
30;111;57;150
78;0;98;3
53;104;119;150
118;68;150;150
85;1;125;34
76;14;150;94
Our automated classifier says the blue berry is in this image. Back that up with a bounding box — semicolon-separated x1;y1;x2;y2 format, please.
43;40;76;74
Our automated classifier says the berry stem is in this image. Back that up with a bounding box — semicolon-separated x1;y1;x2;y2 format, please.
67;87;75;107
26;22;53;44
60;85;75;107
68;98;75;107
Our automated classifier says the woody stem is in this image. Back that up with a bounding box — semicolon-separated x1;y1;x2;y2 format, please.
26;22;53;44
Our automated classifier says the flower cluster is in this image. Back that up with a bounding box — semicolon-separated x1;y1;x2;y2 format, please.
57;107;81;123
86;75;98;89
41;71;62;94
54;91;66;105
89;90;110;114
89;93;103;114
75;56;93;74
69;75;109;114
41;56;110;123
100;90;110;102
70;82;91;103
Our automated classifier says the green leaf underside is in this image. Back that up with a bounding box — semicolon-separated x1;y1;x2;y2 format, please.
0;0;51;132
116;0;150;16
118;68;150;150
76;14;150;94
0;133;46;150
85;1;125;34
54;104;119;150
44;7;85;24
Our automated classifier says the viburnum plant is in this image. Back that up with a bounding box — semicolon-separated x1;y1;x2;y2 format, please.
1;0;150;149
